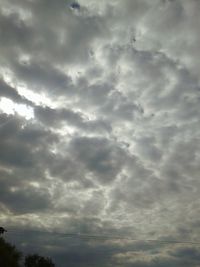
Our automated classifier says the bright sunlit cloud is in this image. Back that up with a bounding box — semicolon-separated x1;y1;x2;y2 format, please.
17;86;53;107
0;97;34;120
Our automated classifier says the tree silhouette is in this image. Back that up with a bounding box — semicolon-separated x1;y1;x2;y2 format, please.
0;237;22;267
25;254;55;267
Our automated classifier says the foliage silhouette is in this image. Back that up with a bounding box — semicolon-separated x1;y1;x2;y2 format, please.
0;226;7;235
25;254;55;267
0;237;56;267
0;237;22;267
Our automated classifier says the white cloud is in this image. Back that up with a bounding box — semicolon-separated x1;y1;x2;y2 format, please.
0;97;34;119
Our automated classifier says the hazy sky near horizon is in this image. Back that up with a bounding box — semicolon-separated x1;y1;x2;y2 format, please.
1;0;200;266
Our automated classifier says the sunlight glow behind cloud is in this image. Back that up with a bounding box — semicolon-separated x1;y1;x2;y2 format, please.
0;97;34;119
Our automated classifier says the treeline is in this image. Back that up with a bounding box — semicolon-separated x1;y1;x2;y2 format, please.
0;237;56;267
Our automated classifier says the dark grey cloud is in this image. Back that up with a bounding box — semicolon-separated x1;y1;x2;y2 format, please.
0;78;33;106
12;61;72;97
0;8;32;56
0;177;51;214
1;0;200;266
70;2;81;11
0;115;58;167
69;136;126;184
35;105;111;134
0;115;58;214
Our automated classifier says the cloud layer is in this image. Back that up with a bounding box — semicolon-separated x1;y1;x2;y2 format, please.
0;0;200;266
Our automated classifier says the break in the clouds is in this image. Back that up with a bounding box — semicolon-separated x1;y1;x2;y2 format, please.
1;0;200;266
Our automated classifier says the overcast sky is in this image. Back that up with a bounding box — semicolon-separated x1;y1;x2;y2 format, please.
0;0;200;266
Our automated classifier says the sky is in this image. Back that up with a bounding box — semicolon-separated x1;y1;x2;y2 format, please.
0;0;200;266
